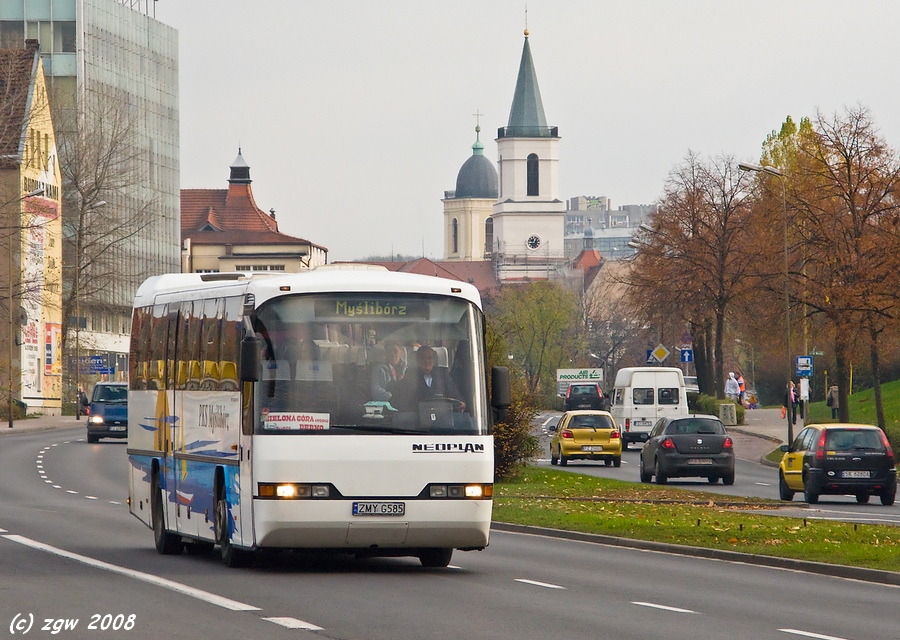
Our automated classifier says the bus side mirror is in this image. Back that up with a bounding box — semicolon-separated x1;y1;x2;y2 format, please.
491;366;511;422
240;335;261;382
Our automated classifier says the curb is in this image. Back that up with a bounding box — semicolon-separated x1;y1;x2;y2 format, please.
491;521;900;587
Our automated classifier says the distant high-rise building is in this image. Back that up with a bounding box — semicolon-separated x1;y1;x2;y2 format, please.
0;1;179;390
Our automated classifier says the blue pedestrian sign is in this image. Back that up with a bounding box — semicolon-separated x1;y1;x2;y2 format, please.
680;348;693;363
796;355;812;378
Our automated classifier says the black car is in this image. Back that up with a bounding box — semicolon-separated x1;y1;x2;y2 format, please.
563;383;607;411
639;415;735;485
778;424;896;505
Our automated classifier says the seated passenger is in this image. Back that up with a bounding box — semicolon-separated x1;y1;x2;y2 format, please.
370;342;406;402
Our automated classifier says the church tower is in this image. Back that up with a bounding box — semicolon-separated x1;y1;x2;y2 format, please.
492;29;566;281
443;121;498;261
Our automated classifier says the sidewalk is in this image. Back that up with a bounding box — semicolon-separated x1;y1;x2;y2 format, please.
0;413;84;435
728;406;801;465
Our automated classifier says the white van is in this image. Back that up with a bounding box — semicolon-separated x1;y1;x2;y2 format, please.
610;367;688;449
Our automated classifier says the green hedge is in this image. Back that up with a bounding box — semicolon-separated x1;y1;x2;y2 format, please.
693;393;745;425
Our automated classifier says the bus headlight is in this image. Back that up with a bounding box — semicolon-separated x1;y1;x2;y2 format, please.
427;484;492;499
258;483;332;499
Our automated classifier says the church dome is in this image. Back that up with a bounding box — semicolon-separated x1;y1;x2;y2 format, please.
454;125;498;199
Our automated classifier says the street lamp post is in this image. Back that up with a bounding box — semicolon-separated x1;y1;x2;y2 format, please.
738;162;793;442
73;200;106;420
7;188;44;428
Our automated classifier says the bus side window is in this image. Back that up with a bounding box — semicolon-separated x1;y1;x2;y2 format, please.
219;296;242;391
200;298;222;390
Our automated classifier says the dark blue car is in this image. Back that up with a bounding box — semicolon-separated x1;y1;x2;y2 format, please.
86;382;128;443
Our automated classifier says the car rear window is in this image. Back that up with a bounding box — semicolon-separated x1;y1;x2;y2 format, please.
569;415;614;430
825;429;884;451
666;419;724;435
571;385;599;397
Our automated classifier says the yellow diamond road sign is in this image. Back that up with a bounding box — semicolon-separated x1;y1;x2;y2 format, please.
651;344;670;363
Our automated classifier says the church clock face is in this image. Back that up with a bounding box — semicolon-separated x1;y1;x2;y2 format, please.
526;234;542;250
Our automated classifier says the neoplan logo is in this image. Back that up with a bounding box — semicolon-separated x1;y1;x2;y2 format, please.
412;443;485;453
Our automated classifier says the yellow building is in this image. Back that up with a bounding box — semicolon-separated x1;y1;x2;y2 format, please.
0;40;63;418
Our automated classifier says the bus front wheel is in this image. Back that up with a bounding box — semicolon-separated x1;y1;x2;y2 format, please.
418;548;453;568
215;485;250;568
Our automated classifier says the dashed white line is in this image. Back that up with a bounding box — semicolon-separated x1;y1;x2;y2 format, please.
779;629;848;640
263;617;323;630
515;578;566;590
632;601;698;614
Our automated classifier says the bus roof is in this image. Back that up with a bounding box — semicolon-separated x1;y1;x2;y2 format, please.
133;266;484;310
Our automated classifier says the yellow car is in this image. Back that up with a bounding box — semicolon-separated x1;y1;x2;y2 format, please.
778;423;896;505
550;410;622;467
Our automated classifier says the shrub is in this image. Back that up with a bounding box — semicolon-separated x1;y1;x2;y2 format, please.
693;393;744;425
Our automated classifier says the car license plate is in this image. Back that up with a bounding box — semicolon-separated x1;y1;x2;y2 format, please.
109;426;126;431
582;445;603;452
633;420;652;427
842;470;871;478
352;501;405;516
687;458;713;465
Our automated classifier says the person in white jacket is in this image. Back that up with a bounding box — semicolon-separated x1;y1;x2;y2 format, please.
724;372;740;402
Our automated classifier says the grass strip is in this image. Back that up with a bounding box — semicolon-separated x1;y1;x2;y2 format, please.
494;466;900;573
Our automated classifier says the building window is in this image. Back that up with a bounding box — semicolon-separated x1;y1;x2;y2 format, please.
527;154;539;196
53;22;76;53
484;217;493;255
0;21;23;50
451;218;458;254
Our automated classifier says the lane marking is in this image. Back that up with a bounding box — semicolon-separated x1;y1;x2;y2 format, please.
632;601;697;614
2;534;260;612
263;617;323;630
515;578;566;590
755;482;771;486
779;629;848;640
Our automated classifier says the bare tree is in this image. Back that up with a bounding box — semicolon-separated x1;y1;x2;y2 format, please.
788;106;900;424
623;152;764;397
53;83;156;360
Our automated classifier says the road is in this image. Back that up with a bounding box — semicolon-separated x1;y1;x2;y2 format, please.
1;425;898;639
537;412;900;526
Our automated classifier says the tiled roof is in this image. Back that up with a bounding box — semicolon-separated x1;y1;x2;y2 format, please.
0;42;39;163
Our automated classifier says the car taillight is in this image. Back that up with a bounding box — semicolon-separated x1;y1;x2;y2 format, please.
561;430;574;439
815;429;827;461
610;430;620;439
662;438;675;449
624;418;631;432
723;436;733;449
878;429;894;461
565;387;572;399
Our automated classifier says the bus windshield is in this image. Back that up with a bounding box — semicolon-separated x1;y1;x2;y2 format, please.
252;292;487;435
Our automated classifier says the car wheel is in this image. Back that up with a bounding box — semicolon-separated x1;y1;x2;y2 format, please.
654;458;667;485
550;446;558;466
419;548;453;568
881;491;896;506
804;482;819;505
87;433;99;444
855;494;870;504
151;475;182;555
559;452;568;467
613;456;621;468
722;471;735;486
622;441;630;451
707;476;719;484
639;457;651;483
778;472;794;501
604;458;612;467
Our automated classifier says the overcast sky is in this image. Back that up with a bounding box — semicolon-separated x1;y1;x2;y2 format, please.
153;1;900;262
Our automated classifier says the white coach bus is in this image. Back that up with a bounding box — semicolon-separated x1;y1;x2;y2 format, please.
126;266;509;567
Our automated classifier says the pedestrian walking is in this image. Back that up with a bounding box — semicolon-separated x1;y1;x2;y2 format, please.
736;371;746;405
826;383;840;420
783;381;798;426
